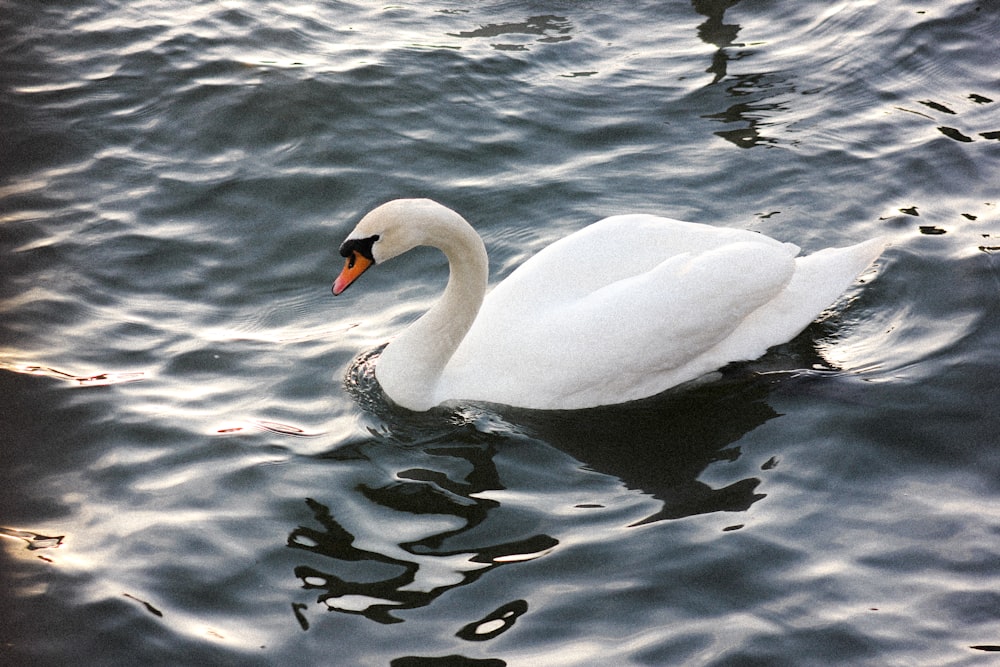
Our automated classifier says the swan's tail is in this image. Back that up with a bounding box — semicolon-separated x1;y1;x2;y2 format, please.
718;237;887;359
780;236;887;328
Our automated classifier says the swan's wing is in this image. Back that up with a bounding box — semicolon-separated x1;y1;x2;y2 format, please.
442;239;799;409
483;214;790;314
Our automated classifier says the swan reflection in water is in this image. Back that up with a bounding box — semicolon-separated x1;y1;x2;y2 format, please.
510;370;779;526
288;353;780;626
288;430;556;626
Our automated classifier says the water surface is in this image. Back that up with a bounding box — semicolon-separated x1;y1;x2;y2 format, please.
3;1;1000;665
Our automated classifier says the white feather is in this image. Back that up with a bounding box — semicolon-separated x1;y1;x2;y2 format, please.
334;200;885;411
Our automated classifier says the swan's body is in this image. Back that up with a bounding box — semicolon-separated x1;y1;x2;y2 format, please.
334;199;884;411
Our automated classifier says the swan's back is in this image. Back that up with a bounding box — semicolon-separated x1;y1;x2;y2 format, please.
484;215;794;312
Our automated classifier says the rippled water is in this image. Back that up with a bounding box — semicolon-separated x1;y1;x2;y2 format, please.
3;0;1000;665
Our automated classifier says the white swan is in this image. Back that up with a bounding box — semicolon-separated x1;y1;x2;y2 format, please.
333;199;884;411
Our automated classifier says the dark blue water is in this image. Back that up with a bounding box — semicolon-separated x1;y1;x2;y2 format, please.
3;1;1000;664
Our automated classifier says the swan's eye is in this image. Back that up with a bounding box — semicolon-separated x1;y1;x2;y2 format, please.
339;235;380;262
347;252;357;269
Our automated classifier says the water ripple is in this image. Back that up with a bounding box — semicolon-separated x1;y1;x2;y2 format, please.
3;0;1000;664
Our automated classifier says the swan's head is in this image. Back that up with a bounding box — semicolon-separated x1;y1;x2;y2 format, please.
332;198;467;295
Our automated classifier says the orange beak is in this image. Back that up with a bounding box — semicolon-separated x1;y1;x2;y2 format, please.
333;252;373;295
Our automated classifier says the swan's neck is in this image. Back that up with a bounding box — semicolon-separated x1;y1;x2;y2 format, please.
375;214;488;411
